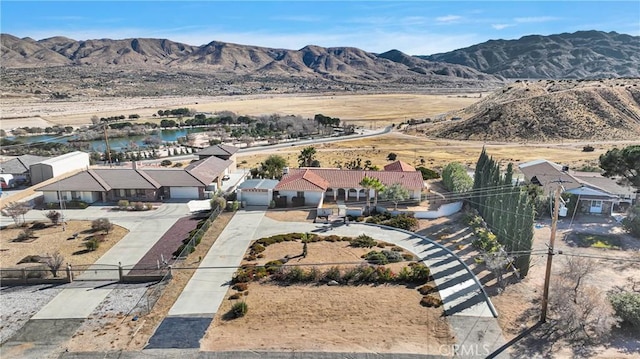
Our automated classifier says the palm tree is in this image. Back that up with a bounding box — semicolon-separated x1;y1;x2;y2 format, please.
359;176;385;213
298;146;317;167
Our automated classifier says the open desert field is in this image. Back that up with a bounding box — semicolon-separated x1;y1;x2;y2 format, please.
0;93;481;131
237;132;637;172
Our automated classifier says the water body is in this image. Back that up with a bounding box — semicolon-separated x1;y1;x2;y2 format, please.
10;128;205;151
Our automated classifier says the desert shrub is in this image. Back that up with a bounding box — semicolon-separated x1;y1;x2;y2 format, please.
245;254;256;261
84;238;100;251
229;293;241;300
132;202;145;211
160;159;172;167
375;266;395;282
91;218;113;234
366;212;418;231
323;266;341;282
264;260;283;274
356;216;365;222
233;282;249;292
397;263;430;283
67;200;88;209
402;253;415;261
230;301;248;318
350;234;377;248
382;250;403;263
257;254;264;258
418;284;436;295
45;210;62;224
622;205;640;238
211;196;226;211
117;200;129;209
420;295;443;308
364;251;389;265
31;221;47;230
26;267;47;279
472;228;501;253
609;292;640;328
391;246;403;252
16;229;34;241
376;242;385;248
251;243;265;254
324;235;341;242
582;145;595;152
145;203;153;210
45;251;64;277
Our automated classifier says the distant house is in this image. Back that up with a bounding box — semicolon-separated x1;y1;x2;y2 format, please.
0;154;50;184
30;151;90;185
274;160;424;207
518;159;635;215
37;155;233;204
195;144;239;173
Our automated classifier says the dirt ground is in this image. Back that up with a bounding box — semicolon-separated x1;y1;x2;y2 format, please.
0;220;128;270
202;240;453;355
0;93;479;131
62;211;235;352
487;217;640;358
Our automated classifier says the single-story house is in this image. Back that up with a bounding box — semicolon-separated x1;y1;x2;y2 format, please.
518;159;636;216
37;155;233;204
195;144;239;173
236;179;280;206
30;151;90;185
274;161;424;207
0;154;50;184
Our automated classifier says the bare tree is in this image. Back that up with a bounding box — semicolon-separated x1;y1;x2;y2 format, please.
1;202;32;226
548;257;619;342
91;218;113;234
45;251;65;277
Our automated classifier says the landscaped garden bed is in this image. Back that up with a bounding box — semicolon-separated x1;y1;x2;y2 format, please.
201;232;454;354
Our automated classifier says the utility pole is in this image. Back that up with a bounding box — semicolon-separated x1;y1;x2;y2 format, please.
540;183;563;323
103;124;112;167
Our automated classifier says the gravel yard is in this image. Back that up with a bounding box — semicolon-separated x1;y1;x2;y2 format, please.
0;285;63;344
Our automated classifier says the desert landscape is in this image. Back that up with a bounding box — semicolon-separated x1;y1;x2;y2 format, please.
1;9;640;358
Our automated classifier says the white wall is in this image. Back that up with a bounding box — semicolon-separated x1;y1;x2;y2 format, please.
377;201;463;219
30;152;90;184
279;190;323;206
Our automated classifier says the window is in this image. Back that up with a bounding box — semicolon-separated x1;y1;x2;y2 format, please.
297;191;305;198
125;189;132;197
591;200;602;209
71;191;80;200
136;189;145;197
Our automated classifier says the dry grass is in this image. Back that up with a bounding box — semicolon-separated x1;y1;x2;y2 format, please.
63;211;236;352
0;220;128;269
237;132;629;172
202;240;453;354
0;93;480;130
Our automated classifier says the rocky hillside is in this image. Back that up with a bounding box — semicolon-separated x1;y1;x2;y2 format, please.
422;79;640;141
0;34;501;89
422;31;640;79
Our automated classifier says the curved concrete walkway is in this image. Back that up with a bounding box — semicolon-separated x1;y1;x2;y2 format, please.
148;211;507;358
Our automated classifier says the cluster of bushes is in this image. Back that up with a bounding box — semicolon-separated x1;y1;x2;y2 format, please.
84;238;100;251
465;213;501;253
117;200;153;211
267;263;430;285
47;200;88;209
363;249;410;264
416;166;440;180
173;217;212;257
365;212;418;231
350;234;377;248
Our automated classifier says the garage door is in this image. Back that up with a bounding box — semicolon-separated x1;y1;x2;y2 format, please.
240;191;270;206
170;187;200;199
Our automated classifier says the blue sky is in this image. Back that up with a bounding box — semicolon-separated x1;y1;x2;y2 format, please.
2;1;639;55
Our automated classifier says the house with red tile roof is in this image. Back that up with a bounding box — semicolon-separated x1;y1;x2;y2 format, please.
274;161;424;207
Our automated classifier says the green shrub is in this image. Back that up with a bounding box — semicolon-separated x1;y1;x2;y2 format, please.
323;266;341;282
350;234;377;248
211;196;226;211
251;243;266;254
416;166;440;180
609;292;640;328
230;301;248;318
117;200;129;209
441;162;472;193
381;250;403;263
364;251;389;265
161;159;172;167
472;228;500;253
265;260;284;274
84;238;100;251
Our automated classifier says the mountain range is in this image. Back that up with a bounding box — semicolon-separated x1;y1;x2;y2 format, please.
0;34;498;87
423;30;640;79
